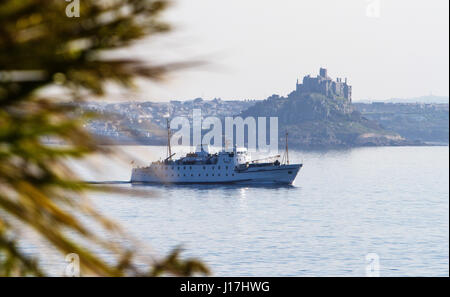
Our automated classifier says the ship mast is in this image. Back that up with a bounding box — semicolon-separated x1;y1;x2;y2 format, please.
166;118;172;160
285;130;289;165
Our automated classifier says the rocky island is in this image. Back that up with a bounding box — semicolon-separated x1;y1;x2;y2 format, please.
240;69;416;149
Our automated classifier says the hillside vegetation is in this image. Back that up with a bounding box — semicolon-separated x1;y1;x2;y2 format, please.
240;92;416;149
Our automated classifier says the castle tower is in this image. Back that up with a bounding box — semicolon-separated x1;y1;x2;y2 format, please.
295;68;351;101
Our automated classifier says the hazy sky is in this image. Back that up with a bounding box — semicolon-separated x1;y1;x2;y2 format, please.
124;0;449;102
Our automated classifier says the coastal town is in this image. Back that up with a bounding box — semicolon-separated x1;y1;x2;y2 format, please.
80;69;448;147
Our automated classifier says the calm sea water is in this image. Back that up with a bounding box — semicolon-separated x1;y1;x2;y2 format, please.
24;146;450;276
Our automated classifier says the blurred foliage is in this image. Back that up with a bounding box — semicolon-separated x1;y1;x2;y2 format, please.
0;0;209;276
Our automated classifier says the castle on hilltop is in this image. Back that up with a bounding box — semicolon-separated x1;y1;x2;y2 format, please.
295;68;352;102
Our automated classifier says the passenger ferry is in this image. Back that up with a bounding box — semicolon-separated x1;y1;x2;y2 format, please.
131;121;302;184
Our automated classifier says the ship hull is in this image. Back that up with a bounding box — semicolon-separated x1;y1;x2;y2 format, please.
131;164;302;185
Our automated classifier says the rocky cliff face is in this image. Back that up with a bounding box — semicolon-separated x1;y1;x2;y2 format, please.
240;92;416;149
